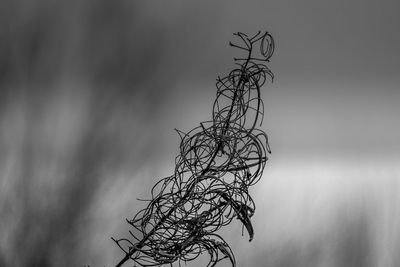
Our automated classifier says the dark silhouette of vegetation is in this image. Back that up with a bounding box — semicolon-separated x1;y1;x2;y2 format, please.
113;31;274;267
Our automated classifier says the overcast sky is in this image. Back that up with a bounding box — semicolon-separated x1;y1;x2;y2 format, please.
1;1;399;267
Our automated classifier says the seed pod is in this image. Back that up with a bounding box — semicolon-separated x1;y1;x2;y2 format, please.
113;31;275;267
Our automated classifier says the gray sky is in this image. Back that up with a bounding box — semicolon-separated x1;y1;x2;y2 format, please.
1;1;400;267
112;0;400;157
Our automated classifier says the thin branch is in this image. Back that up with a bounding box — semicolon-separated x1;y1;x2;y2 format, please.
113;31;275;267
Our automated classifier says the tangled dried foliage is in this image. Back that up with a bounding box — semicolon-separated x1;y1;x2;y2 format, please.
113;31;274;267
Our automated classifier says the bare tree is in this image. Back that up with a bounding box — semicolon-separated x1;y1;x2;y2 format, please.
113;31;275;267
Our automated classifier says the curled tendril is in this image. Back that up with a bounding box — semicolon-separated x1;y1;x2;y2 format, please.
113;31;274;267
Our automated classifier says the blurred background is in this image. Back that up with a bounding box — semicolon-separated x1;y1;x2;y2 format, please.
0;0;399;266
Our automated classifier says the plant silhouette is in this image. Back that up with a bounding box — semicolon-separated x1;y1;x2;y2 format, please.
113;31;274;267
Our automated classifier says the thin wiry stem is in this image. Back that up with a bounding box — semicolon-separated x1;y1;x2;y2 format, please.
113;31;274;267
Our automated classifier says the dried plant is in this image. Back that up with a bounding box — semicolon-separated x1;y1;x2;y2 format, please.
113;31;274;267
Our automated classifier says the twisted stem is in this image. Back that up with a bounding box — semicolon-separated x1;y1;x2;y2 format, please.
113;31;274;267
